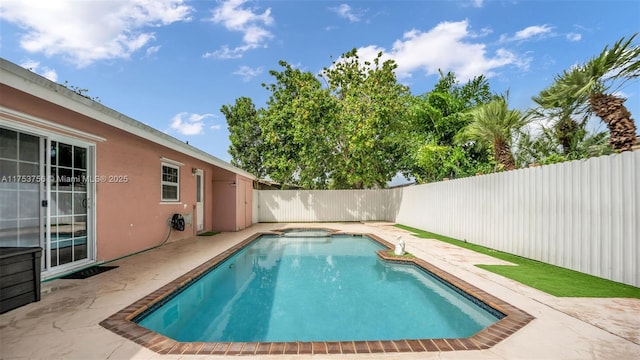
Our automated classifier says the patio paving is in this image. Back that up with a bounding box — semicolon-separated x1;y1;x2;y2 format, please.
1;222;638;359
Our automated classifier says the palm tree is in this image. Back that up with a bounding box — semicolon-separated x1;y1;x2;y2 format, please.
535;34;639;152
457;97;530;171
514;122;610;167
532;82;589;156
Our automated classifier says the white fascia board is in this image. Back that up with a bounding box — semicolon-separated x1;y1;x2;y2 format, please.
0;58;255;180
0;107;107;143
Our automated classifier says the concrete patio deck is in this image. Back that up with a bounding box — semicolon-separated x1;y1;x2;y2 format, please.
1;222;638;359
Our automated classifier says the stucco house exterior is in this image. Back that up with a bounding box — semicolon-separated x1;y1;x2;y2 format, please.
0;58;255;280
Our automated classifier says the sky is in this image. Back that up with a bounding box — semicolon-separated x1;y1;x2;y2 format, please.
1;0;639;168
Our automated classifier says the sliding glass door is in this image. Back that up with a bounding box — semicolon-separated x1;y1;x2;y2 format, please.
0;126;94;275
49;140;89;266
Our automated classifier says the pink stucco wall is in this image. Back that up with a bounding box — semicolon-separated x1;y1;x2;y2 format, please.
92;125;216;260
1;85;252;262
212;176;254;231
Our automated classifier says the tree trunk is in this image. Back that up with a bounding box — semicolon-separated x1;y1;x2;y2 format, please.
494;139;516;171
590;93;637;152
556;116;579;155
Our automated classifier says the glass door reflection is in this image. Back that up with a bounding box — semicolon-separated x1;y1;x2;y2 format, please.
49;141;88;266
0;129;41;248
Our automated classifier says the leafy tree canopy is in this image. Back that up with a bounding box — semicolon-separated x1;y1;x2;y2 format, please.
251;50;411;189
259;61;337;188
220;96;265;178
403;71;498;183
221;35;637;187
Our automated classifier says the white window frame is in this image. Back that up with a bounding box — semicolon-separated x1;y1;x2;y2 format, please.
161;162;180;202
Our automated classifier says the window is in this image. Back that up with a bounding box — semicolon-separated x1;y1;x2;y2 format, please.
161;163;179;201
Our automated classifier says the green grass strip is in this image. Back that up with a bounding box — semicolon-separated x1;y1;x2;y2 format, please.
383;249;416;259
395;224;640;298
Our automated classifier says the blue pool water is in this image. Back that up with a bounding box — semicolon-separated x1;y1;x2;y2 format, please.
136;234;501;342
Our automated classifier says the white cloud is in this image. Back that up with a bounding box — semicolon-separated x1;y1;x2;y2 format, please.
566;32;582;42
233;65;263;82
211;0;273;31
0;0;192;68
203;45;242;60
41;68;59;82
210;124;223;130
514;25;553;40
207;0;273;59
19;59;58;81
329;4;362;23
458;0;484;8
356;20;529;82
169;112;214;136
500;25;554;43
145;45;161;57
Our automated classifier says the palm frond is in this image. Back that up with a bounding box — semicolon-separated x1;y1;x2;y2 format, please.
457;98;530;148
536;33;639;103
601;33;640;81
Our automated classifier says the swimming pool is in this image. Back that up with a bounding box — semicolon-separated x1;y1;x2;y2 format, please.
101;230;534;355
136;233;500;342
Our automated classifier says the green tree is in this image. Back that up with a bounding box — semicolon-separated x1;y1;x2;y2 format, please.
220;97;265;178
404;71;497;182
521;69;612;166
514;124;610;167
259;61;335;188
414;71;494;146
535;34;639;152
321;49;411;189
411;141;493;183
258;50;410;189
457;97;531;171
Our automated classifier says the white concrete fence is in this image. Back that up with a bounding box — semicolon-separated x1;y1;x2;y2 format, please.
254;150;639;287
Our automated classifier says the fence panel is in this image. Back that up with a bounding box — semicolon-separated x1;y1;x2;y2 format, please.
394;151;639;287
257;189;398;222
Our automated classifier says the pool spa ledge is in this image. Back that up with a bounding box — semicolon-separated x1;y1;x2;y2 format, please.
99;232;534;356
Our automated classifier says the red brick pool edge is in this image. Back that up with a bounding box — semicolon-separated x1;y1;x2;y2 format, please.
99;231;534;355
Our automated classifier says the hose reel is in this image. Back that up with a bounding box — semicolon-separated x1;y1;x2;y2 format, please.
170;213;185;231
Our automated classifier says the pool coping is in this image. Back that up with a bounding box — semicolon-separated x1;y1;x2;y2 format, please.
99;231;535;355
